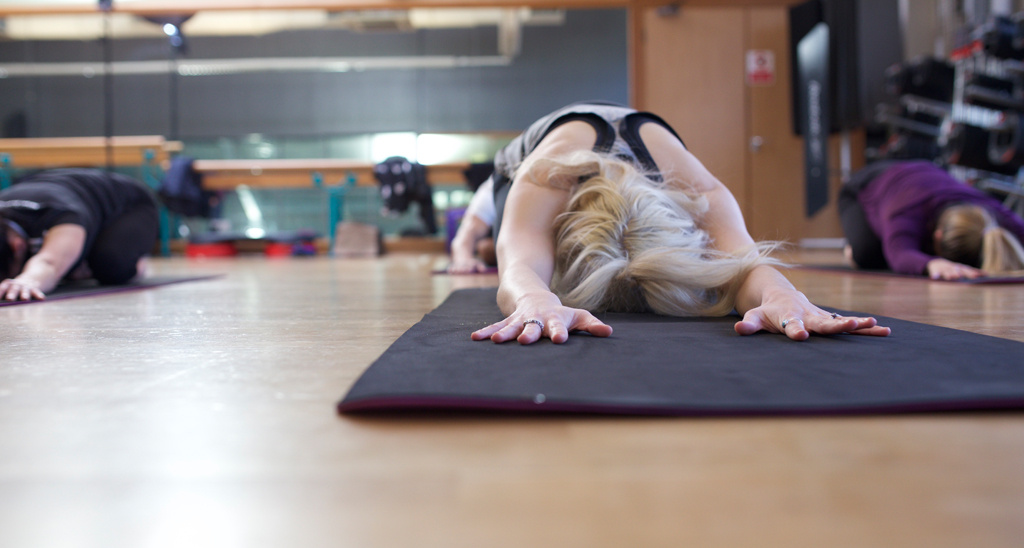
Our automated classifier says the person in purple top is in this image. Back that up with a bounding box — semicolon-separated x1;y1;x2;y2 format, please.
839;160;1024;279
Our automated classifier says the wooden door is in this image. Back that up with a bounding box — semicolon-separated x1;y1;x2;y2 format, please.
746;6;852;242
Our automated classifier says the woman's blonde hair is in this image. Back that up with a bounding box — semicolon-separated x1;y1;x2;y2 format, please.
518;150;778;317
936;204;1024;272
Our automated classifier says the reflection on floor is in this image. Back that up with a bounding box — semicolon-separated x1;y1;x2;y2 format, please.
1;252;1022;548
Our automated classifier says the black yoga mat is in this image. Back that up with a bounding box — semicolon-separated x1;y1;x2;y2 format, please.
338;287;1024;416
431;266;499;275
0;274;221;307
794;264;1024;284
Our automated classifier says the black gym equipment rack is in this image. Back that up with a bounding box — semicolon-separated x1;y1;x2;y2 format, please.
876;13;1024;218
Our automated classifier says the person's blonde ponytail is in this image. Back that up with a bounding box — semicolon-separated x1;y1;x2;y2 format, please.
981;226;1024;273
937;204;1024;274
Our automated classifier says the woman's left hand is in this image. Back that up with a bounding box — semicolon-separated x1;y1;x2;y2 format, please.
733;288;891;340
926;257;983;280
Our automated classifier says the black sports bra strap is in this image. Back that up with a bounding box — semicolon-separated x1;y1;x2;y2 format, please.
543;112;617;154
618;112;687;176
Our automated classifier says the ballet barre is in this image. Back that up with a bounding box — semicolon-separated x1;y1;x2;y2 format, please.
193;158;471;251
0;136;184;255
0;136;181;177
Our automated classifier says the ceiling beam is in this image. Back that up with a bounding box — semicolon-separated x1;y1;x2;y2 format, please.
0;0;801;17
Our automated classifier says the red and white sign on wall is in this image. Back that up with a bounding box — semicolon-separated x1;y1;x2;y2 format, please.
746;49;775;86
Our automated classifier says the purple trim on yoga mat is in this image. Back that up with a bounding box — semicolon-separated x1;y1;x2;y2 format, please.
338;287;1024;417
0;274;223;307
340;394;1024;416
793;264;1024;284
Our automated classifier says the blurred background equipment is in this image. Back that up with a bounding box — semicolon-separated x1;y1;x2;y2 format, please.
374;156;438;237
874;12;1024;216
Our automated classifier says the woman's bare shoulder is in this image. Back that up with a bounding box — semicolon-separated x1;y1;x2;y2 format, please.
529;121;599;159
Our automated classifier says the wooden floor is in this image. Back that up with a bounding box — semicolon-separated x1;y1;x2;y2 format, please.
1;250;1022;548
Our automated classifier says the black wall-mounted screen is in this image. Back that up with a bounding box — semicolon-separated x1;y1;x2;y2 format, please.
789;0;903;135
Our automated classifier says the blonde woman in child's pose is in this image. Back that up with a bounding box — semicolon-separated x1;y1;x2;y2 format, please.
471;102;891;345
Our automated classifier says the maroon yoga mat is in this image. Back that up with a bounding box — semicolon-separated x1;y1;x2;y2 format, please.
793;264;1024;284
0;275;222;307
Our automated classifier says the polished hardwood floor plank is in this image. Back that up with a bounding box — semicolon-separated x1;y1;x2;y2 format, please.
0;253;1021;548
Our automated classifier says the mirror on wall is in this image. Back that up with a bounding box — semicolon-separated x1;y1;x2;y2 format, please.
0;6;629;237
0;7;628;161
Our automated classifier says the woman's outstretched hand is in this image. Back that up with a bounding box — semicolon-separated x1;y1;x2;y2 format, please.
447;257;490;274
734;288;891;341
471;298;613;345
926;258;984;280
0;278;46;302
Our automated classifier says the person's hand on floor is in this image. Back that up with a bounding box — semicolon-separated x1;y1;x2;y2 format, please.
471;294;613;345
0;277;46;301
734;287;891;340
447;256;490;274
926;258;983;280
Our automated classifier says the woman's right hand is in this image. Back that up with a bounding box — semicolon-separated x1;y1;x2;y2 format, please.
471;294;613;344
447;256;489;274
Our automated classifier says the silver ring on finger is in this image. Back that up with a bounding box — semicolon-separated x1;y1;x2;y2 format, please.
523;319;544;331
781;318;802;329
830;312;840;319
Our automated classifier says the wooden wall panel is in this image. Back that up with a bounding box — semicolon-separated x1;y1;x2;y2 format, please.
635;6;750;217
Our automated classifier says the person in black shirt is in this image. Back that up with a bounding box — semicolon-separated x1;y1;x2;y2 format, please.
0;168;159;301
